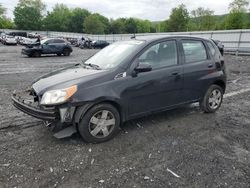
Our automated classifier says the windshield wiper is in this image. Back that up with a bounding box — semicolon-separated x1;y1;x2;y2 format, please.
81;62;102;70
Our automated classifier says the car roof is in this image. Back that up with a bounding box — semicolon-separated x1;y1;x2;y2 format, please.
135;35;210;43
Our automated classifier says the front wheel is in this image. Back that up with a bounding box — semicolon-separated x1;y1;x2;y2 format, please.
200;84;223;113
33;51;41;57
77;103;120;143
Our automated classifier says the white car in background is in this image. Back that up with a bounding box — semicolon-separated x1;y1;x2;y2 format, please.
19;37;38;45
4;35;17;45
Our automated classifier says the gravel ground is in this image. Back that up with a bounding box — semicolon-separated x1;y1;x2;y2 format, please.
0;45;250;188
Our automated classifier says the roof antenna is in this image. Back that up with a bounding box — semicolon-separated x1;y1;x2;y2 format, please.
131;33;136;39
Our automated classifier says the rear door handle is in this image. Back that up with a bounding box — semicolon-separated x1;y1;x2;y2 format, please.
208;63;213;68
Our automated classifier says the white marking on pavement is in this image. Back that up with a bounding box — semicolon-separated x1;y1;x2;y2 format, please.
224;88;250;98
167;168;181;178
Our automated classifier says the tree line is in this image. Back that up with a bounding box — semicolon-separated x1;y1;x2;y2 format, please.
0;0;249;34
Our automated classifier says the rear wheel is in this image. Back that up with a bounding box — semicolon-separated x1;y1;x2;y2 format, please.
63;49;70;56
200;84;223;113
77;103;120;143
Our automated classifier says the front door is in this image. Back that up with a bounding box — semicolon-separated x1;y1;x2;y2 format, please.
124;40;183;118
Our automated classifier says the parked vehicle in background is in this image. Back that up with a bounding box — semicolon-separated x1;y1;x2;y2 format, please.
13;36;226;143
0;33;6;44
3;35;17;45
8;31;27;38
211;39;224;55
27;33;40;38
20;37;39;46
91;40;109;49
21;38;73;57
66;38;78;46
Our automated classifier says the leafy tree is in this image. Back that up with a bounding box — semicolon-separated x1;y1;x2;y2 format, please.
136;19;152;33
155;21;168;32
229;0;249;11
0;4;14;29
0;3;6;16
225;11;245;29
190;7;215;30
14;0;45;30
68;8;90;33
43;4;72;31
84;14;105;34
110;18;126;34
167;4;189;32
92;13;110;34
125;18;137;33
225;0;249;29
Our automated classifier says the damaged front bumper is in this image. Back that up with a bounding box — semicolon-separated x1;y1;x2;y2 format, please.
12;90;77;138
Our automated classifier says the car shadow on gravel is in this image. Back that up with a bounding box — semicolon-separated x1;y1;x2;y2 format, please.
59;104;202;144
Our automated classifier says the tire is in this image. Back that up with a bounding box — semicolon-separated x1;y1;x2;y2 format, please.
78;103;120;143
63;49;70;56
33;51;41;57
200;84;223;113
57;53;61;56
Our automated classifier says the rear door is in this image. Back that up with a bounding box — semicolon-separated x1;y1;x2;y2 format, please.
42;39;55;54
180;39;215;102
125;39;184;117
53;39;65;52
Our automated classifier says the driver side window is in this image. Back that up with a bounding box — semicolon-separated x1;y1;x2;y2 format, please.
138;40;178;69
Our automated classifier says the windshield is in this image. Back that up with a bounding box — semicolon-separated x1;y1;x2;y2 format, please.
84;40;144;70
41;39;47;44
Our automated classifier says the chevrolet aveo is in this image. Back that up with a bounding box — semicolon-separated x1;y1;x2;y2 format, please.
12;36;227;143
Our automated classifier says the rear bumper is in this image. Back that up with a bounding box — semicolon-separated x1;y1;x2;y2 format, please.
12;94;58;121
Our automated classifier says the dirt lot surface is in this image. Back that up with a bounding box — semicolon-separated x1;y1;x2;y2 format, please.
0;45;250;188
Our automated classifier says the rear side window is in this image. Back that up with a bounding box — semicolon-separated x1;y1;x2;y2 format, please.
181;40;207;63
206;41;216;56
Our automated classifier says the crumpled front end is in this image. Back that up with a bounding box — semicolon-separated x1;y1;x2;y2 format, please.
12;88;77;138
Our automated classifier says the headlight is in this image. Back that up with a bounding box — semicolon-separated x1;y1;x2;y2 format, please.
40;85;77;105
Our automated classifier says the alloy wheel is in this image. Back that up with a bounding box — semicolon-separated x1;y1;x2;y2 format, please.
88;110;116;138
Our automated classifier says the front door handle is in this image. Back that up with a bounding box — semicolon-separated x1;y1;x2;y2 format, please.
171;72;180;76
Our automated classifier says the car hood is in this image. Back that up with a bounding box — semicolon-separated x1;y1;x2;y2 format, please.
32;65;105;94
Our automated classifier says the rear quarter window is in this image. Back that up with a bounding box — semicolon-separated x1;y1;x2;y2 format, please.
206;41;216;56
181;40;208;63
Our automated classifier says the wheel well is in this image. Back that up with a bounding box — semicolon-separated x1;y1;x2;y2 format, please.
74;100;123;124
63;47;70;51
97;100;122;120
213;80;226;93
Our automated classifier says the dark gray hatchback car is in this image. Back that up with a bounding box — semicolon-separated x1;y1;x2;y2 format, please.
12;36;226;143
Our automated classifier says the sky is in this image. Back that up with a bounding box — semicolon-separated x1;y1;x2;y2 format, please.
0;0;235;21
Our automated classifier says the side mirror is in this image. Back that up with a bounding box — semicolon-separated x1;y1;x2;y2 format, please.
134;63;152;73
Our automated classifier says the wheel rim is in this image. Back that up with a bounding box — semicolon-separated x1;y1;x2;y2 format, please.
88;110;116;138
208;89;222;110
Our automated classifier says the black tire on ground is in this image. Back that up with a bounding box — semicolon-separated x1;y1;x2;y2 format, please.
200;84;223;113
57;53;61;56
32;51;41;57
77;103;121;143
63;49;70;56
